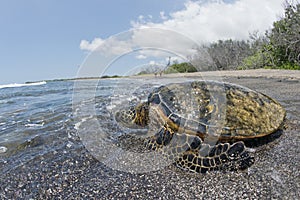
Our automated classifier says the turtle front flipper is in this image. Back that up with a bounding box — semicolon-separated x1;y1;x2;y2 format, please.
144;124;174;150
175;141;254;173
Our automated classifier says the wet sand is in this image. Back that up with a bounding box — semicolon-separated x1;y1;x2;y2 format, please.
0;69;299;199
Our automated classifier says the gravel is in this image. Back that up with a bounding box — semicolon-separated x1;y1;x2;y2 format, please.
0;70;299;199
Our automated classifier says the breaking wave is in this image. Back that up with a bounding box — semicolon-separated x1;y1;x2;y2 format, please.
0;81;47;89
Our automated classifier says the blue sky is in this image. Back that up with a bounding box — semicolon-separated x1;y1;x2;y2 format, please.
0;0;285;84
0;0;185;84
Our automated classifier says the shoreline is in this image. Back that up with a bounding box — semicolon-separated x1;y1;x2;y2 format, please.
131;69;300;80
24;69;300;84
0;70;299;199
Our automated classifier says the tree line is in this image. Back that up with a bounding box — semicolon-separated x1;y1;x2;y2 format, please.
138;2;299;75
190;1;300;71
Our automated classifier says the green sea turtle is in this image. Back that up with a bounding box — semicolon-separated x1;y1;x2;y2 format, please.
115;81;286;173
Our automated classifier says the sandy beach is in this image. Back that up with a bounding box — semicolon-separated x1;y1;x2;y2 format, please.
133;68;300;80
0;69;299;199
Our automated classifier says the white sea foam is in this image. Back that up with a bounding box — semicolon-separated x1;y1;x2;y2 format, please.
74;115;94;130
0;146;7;153
25;122;45;127
106;104;116;110
0;81;47;89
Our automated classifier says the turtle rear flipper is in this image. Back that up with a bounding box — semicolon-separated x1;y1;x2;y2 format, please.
145;130;254;173
175;141;254;173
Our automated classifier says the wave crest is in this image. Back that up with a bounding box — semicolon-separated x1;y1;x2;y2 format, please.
0;81;47;89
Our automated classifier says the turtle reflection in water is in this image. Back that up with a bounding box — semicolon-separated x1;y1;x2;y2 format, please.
115;81;286;173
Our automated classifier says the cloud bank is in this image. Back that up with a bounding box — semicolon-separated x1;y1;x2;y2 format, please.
131;0;285;42
79;0;286;60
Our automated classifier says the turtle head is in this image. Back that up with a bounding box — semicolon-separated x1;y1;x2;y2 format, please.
115;102;149;128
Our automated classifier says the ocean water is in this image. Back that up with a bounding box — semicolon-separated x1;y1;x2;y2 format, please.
1;76;285;174
0;78;177;173
0;76;298;198
0;81;73;171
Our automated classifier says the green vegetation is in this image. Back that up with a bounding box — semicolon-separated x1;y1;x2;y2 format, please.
26;75;122;83
100;75;122;79
135;2;299;76
266;3;300;69
137;71;152;75
192;2;300;71
136;62;197;75
165;62;197;73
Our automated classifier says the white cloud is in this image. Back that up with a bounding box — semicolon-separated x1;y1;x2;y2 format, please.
79;0;286;60
79;28;198;62
131;28;198;58
80;36;133;56
149;60;156;65
136;54;147;59
160;11;168;20
131;0;285;42
79;38;104;51
138;15;144;20
102;38;133;55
